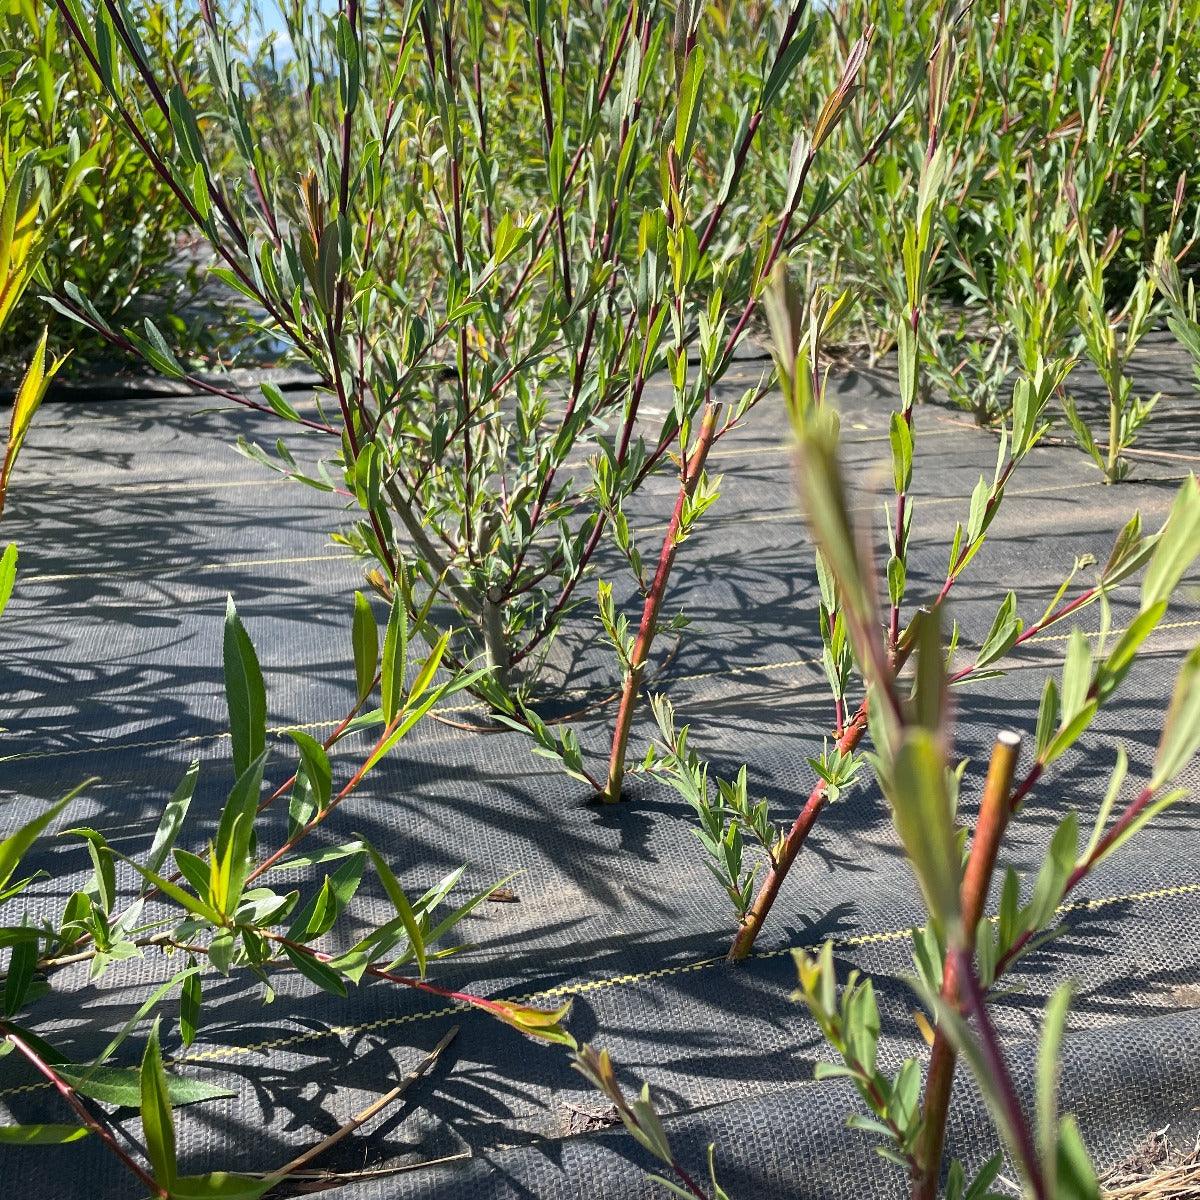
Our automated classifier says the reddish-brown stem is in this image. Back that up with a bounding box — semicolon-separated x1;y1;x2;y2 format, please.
728;700;870;960
269;934;554;1028
247;704;413;882
913;731;1021;1200
953;951;1050;1200
600;403;720;802
730;571;1100;960
51;294;336;435
3;1027;165;1197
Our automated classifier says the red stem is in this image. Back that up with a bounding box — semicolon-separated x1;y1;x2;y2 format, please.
913;732;1021;1200
3;1028;165;1197
600;403;719;802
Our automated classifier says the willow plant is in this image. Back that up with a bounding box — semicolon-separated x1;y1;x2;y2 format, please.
1064;214;1162;483
1155;229;1200;385
571;309;1200;1200
0;593;572;1188
0;0;231;368
48;0;893;801
645;196;1200;961
0;104;92;611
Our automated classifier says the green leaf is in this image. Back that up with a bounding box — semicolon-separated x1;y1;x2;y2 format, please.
223;597;267;778
208;930;236;975
286;730;332;820
169;1174;269;1200
1035;678;1060;759
351;591;378;703
3;936;36;1016
1026;814;1078;928
380;592;409;724
797;422;878;639
1141;478;1200;610
0;1123;90;1145
487;997;574;1046
406;629;450;707
674;46;705;163
0;783;89;893
976;592;1023;669
145;762;199;881
286;854;364;941
282;944;347;996
886;730;960;936
889;410;913;493
1093;789;1188;866
180;967;201;1048
124;855;224;926
1151;645;1200;790
1082;748;1127;864
213;752;267;892
1037;984;1073;1184
1060;630;1093;721
363;842;425;978
68;827;115;914
1055;1115;1100;1200
60;1065;233;1109
141;1022;178;1188
259;382;301;423
1044;700;1097;766
173;848;211;902
0;543;16;619
1097;601;1167;699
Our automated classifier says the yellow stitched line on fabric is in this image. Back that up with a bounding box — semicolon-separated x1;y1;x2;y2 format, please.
0;879;1196;1100
6;619;1199;765
157;877;1200;1062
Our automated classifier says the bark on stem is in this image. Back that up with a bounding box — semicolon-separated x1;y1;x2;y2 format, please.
913;731;1021;1200
728;700;871;960
599;403;719;803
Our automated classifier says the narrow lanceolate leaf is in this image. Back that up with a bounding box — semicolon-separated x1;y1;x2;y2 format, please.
0;783;91;893
1151;645;1200;791
3;330;66;490
380;592;409;723
144;761;199;881
282;944;347;997
673;45;705;163
59;1065;233;1109
363;842;425;978
1036;984;1073;1185
223;597;267;778
406;630;450;707
351;591;379;702
0;1123;90;1144
1141;477;1200;610
180;964;202;1047
168;1173;269;1199
886;730;961;937
286;854;364;941
3;936;36;1016
88;968;202;1074
976;592;1023;669
287;730;332;816
140;1022;178;1189
124;855;224;926
213;752;267;887
0;543;16;619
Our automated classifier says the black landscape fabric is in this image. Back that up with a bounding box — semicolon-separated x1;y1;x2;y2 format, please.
1;336;1199;1198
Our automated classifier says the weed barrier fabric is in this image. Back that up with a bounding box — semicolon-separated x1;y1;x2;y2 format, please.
1;337;1199;1197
